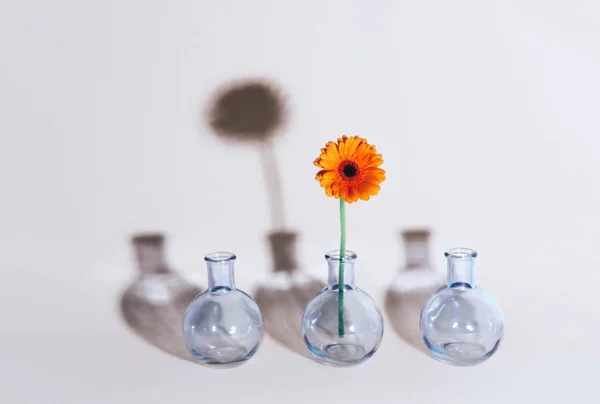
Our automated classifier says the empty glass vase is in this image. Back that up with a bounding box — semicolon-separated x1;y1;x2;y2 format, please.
420;248;504;366
182;252;264;367
302;250;383;366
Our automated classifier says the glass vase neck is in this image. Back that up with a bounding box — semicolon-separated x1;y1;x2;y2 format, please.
401;229;431;270
326;250;356;289
132;233;169;275
205;252;236;290
445;248;476;288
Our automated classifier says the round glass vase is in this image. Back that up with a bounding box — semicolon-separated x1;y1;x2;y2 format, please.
182;252;264;367
301;250;384;366
420;248;504;366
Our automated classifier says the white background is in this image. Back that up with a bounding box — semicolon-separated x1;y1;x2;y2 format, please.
1;1;599;403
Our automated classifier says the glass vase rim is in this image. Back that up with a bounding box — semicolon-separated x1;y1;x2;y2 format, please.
445;247;477;260
205;251;237;263
325;249;357;262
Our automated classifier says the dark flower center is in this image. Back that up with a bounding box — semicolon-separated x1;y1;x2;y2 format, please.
342;162;358;178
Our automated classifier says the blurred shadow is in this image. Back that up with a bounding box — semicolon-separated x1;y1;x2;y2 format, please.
206;79;324;357
385;228;445;355
206;78;288;230
119;233;202;362
254;231;325;357
208;79;286;142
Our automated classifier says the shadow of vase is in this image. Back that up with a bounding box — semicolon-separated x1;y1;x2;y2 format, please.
385;229;445;355
254;231;325;358
119;233;203;362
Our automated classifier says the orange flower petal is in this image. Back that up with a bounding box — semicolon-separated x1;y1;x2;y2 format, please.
325;141;339;161
313;135;385;204
315;157;335;170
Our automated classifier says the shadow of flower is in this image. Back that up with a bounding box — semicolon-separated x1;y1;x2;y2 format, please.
207;79;287;142
205;79;322;358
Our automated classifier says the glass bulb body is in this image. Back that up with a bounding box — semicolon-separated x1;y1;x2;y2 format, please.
302;250;383;366
182;252;264;367
420;248;504;366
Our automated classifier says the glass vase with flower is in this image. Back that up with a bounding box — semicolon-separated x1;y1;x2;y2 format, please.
302;135;385;366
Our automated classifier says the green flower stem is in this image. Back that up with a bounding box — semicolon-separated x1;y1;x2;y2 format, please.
338;198;346;338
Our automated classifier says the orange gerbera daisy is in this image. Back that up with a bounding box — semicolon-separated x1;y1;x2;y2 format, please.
314;135;386;203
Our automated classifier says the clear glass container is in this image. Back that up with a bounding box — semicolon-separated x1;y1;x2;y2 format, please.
182;252;264;367
302;250;383;366
420;248;504;366
385;229;444;354
120;233;201;361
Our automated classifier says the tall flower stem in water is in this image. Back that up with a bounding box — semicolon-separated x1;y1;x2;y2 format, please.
338;198;346;337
